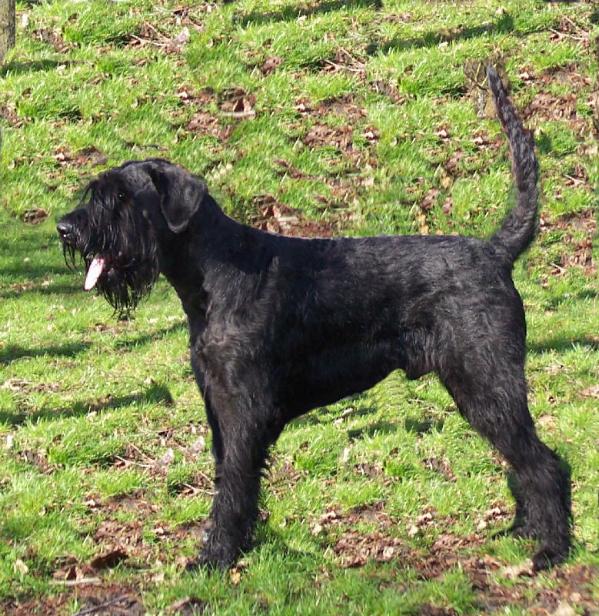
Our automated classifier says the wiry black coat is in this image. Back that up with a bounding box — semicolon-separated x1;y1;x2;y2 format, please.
57;68;571;571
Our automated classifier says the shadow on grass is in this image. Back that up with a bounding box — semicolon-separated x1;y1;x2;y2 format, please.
114;320;187;350
0;281;83;299
529;336;599;354
0;342;90;366
541;289;598;309
0;382;174;426
348;420;397;440
234;0;382;26
0;59;78;78
404;416;445;435
292;402;378;426
365;12;514;55
250;524;316;564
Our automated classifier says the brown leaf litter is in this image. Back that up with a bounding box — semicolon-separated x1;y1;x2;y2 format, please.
33;28;72;53
218;87;256;118
543;209;596;276
3;583;144;616
320;47;366;77
251;194;342;237
168;596;209;615
53;146;108;168
295;94;378;168
519;64;594;137
0;103;23;127
182;86;257;139
260;56;283;75
128;22;192;54
21;208;49;224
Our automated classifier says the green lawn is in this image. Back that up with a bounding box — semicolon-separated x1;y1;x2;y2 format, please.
0;1;598;614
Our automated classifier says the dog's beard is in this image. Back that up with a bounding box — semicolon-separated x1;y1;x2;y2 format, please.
92;253;159;318
61;227;159;319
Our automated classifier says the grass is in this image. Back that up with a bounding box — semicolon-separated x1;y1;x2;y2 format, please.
0;0;598;614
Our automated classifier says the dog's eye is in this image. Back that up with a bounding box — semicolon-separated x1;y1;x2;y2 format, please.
117;192;127;201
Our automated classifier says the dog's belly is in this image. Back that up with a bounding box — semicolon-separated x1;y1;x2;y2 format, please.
282;339;406;414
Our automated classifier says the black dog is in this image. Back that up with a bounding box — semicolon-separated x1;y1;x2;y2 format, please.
57;68;571;571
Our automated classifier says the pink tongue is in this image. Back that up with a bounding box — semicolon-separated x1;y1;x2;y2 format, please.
84;257;105;291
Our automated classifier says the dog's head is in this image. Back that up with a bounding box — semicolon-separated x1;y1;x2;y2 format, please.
57;159;207;316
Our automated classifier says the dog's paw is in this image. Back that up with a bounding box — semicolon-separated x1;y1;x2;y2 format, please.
531;544;568;571
188;533;240;570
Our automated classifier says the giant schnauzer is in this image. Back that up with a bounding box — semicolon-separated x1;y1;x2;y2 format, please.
57;68;571;571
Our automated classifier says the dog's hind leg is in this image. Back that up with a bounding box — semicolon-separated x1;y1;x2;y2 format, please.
439;351;571;571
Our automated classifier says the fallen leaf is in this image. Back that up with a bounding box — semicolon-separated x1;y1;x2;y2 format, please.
169;596;208;614
261;56;282;75
159;448;175;466
581;385;599;399
90;548;128;570
22;208;48;224
230;567;242;585
500;561;534;579
14;559;29;575
173;27;190;46
190;436;206;455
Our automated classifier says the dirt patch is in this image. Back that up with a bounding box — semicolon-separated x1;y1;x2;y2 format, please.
319;47;366;77
178;86;230;140
312;501;392;533
21;208;49;224
296;94;367;124
422;456;456;482
413;532;488;580
251;194;342;237
3;583;143;616
303;123;353;152
549;15;594;50
218;87;256;119
295;94;378;168
475;564;599;614
33;28;72;53
2;378;60;394
128;22;192;54
333;529;405;568
542;209;596;276
0;103;23;127
53;146;108;169
91;512;153;567
313;502;402;567
186;111;232;140
353;461;385;479
181;86;257;139
56;490;204;582
518;65;594;137
260;56;283;75
369;79;405;104
267;457;305;494
18;449;56;474
169;596;209;615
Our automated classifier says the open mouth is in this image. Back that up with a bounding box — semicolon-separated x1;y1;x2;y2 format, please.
84;255;107;291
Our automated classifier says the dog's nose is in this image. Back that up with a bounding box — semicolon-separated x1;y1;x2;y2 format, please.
57;221;74;240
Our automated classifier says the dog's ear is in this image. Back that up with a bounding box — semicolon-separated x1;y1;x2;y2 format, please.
146;161;207;233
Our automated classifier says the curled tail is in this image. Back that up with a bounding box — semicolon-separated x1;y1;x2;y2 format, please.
487;66;539;264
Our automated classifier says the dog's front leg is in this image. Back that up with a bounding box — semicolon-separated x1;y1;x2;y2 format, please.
197;391;282;569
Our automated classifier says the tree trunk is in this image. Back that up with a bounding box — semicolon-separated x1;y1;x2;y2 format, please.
0;0;16;64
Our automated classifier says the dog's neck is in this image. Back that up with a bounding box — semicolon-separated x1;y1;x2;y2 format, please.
157;194;261;323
